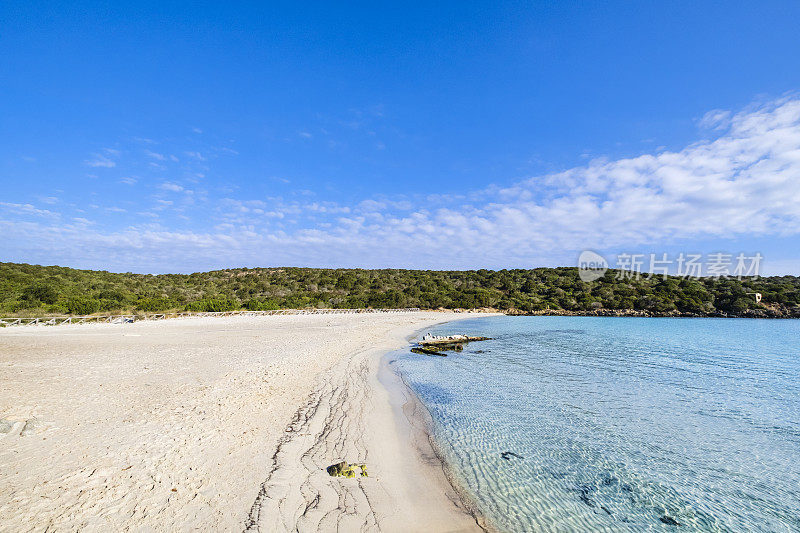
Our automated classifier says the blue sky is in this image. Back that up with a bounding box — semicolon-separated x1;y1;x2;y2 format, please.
3;1;800;274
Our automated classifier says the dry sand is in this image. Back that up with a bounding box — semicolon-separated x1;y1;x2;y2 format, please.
0;312;485;532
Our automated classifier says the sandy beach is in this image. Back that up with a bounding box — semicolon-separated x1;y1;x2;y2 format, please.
0;312;484;532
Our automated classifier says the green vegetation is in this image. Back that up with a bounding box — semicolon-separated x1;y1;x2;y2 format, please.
1;262;799;317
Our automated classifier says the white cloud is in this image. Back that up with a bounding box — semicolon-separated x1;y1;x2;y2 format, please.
5;96;800;273
0;202;59;219
84;154;116;168
357;199;386;212
698;109;732;130
159;182;184;192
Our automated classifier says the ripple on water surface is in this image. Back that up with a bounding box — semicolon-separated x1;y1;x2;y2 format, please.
393;316;800;532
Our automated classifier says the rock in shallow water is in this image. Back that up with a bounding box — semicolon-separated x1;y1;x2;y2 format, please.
500;451;524;461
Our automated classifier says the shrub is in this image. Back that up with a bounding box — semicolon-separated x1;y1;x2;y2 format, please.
21;284;59;305
282;295;313;309
185;298;239;312
66;296;100;315
98;298;121;312
1;262;799;317
245;299;280;311
45;303;68;315
135;297;174;312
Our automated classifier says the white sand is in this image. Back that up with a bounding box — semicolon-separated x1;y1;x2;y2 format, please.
0;312;485;532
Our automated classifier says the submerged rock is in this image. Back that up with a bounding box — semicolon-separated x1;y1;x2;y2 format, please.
500;451;524;461
577;485;596;508
660;516;680;526
411;347;447;356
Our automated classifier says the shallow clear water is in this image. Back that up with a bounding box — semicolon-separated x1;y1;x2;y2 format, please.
391;316;800;532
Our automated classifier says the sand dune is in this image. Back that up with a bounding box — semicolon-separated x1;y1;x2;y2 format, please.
0;312;482;532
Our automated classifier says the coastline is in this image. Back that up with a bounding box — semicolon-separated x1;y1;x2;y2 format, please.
245;313;492;532
505;307;800;319
378;346;493;532
0;311;495;531
4;304;794;530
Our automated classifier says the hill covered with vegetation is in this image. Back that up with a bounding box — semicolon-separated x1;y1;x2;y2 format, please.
1;262;799;318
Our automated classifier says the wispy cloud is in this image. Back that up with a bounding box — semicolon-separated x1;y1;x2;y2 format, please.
4;96;800;273
698;109;732;130
84;154;116;168
0;202;59;219
145;149;166;160
159;182;184;192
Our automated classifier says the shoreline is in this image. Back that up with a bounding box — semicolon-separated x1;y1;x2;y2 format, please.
379;345;493;532
5;305;800;329
244;313;491;532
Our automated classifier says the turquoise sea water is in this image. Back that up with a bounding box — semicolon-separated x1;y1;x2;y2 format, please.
391;316;800;532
